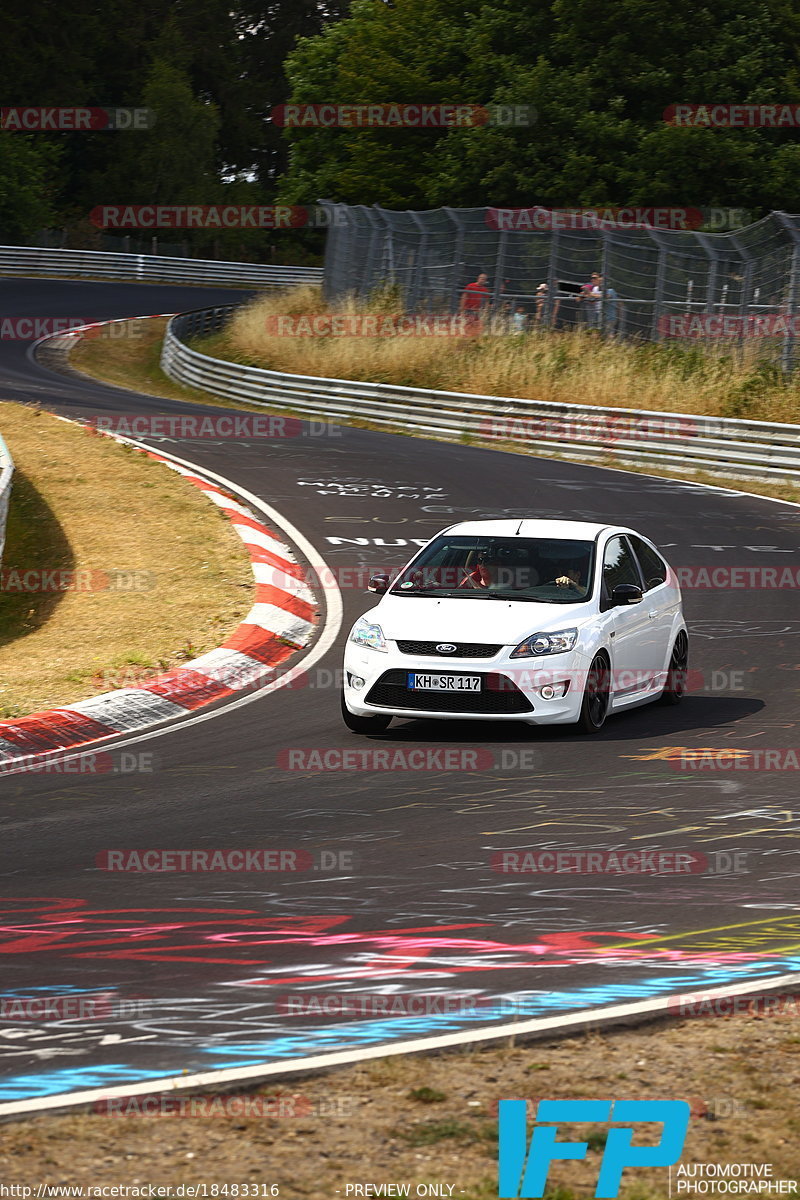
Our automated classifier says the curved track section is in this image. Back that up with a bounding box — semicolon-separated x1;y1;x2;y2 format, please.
1;278;799;1111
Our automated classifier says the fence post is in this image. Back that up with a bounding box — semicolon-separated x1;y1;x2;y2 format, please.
599;226;611;337
444;207;465;312
545;224;559;327
773;212;800;373
492;230;508;325
647;228;668;340
361;207;384;301
725;231;755;361
408;211;428;311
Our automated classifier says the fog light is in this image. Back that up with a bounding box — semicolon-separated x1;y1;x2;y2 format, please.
540;684;555;700
351;675;365;690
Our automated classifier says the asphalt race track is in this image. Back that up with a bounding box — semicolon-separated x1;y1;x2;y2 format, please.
1;278;799;1108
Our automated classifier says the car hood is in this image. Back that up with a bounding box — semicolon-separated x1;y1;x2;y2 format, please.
369;594;593;645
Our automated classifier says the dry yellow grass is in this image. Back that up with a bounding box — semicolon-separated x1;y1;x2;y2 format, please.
208;286;800;425
0;401;253;717
70;313;800;506
70;318;243;408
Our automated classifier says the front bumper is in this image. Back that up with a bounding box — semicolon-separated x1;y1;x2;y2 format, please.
343;643;590;724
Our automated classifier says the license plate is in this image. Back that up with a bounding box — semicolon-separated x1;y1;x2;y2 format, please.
407;673;481;692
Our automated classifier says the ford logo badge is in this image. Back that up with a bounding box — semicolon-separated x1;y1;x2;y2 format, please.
436;643;457;653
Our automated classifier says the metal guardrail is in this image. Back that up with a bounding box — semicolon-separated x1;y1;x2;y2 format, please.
0;433;14;568
160;307;800;481
0;245;323;289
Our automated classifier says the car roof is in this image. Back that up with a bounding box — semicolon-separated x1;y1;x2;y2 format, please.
441;518;620;540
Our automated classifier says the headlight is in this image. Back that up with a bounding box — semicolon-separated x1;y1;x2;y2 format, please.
510;627;578;658
349;616;388;652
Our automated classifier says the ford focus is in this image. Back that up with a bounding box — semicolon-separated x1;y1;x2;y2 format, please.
341;519;688;734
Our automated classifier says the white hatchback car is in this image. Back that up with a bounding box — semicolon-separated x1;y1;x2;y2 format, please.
341;519;688;734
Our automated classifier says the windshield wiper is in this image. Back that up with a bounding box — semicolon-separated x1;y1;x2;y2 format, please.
482;592;541;601
485;592;586;603
390;588;472;598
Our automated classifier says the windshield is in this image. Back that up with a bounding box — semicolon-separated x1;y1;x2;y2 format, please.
390;535;596;603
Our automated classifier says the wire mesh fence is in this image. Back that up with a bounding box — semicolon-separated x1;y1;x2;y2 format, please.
320;203;800;369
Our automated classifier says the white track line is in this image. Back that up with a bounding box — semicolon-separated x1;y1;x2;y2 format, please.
3;972;800;1117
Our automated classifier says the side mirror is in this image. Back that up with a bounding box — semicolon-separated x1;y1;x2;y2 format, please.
368;574;390;594
611;583;643;606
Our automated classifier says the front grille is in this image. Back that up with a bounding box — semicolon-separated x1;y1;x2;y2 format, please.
366;670;532;714
395;640;502;659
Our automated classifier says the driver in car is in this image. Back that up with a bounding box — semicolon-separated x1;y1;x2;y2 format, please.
555;564;584;591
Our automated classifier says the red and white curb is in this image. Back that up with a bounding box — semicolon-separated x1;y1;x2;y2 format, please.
1;319;327;765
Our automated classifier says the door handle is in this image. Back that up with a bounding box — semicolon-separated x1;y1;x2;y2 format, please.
648;611;658;619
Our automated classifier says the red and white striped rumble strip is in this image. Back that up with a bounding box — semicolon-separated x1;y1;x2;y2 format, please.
0;435;318;765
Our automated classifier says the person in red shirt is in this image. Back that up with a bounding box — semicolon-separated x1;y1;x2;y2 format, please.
460;546;504;589
459;272;491;330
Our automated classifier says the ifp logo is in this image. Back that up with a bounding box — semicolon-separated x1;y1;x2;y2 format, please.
498;1099;690;1198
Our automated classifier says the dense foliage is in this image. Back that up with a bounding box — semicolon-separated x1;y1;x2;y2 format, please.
4;0;799;251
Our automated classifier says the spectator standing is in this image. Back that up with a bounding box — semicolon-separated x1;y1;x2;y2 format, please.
459;272;491;329
595;273;619;334
512;305;528;332
535;282;560;326
579;272;602;328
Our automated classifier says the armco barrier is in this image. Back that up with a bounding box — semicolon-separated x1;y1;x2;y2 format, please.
160;307;800;482
0;432;14;567
0;245;322;289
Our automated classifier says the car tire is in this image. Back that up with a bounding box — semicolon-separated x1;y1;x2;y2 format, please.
340;691;392;734
660;631;689;705
575;654;610;734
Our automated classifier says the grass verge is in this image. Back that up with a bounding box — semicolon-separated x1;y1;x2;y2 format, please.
72;316;799;506
1;1011;797;1195
0;400;253;716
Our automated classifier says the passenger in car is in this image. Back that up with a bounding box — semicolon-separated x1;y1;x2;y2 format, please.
459;547;504;588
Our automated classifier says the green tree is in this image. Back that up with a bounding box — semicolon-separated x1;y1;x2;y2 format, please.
279;0;800;213
238;0;352;189
280;0;485;207
90;59;221;204
0;136;60;241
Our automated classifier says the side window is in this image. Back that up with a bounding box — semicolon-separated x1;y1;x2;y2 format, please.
602;535;642;594
630;536;668;591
